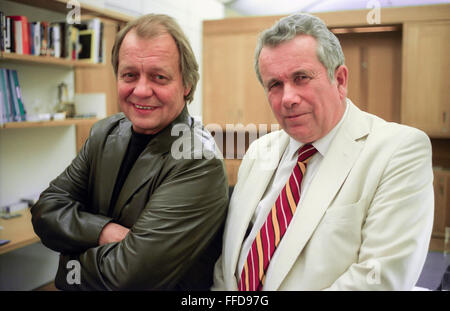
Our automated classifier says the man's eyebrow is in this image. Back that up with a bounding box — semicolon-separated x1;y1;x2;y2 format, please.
292;69;313;77
118;65;136;72
118;64;171;76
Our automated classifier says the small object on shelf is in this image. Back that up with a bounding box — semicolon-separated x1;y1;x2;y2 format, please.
0;240;11;246
74;113;97;119
26;113;51;122
53;112;66;120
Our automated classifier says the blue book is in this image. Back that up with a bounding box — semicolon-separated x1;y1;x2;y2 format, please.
11;70;26;121
6;69;20;121
0;69;12;122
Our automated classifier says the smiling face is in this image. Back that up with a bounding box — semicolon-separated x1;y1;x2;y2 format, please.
117;30;191;135
258;35;348;143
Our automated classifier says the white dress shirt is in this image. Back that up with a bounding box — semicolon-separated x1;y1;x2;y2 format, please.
236;101;349;284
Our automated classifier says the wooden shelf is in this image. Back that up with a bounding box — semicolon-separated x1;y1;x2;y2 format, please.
8;0;133;23
0;209;40;255
1;118;99;129
0;52;106;68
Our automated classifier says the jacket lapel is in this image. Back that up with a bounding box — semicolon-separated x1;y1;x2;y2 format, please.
224;131;290;289
263;100;370;290
111;107;192;219
97;120;131;217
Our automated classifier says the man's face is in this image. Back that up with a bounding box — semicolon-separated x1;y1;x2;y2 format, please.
258;35;347;143
117;30;190;135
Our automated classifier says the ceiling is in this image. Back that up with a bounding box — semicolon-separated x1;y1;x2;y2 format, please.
223;0;450;16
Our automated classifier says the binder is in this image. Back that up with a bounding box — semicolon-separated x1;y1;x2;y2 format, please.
11;70;26;121
0;69;12;122
6;69;20;121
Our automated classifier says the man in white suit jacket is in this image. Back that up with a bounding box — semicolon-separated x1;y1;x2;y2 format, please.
212;13;434;290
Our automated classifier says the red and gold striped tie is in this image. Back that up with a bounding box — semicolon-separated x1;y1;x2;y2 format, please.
238;144;317;291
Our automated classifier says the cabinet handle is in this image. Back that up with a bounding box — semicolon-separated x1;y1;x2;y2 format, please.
443;111;447;124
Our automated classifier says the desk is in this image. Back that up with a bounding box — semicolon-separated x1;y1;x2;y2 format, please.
0;209;39;255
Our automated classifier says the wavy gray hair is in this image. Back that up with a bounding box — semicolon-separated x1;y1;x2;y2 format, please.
254;13;345;84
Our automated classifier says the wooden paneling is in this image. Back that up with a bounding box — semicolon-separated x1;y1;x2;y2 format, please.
203;4;450;34
203;32;275;127
338;30;402;122
432;168;450;251
224;159;242;186
75;119;97;152
432;139;450;168
401;21;450;137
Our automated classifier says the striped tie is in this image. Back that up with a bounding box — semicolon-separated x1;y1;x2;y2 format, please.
238;144;317;291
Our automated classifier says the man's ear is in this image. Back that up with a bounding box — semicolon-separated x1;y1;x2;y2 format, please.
184;85;192;98
334;65;348;101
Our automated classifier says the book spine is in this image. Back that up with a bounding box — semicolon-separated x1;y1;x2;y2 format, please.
0;69;11;122
6;69;20;122
12;70;26;121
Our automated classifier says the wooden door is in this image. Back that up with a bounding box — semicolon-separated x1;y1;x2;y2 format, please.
401;21;450;137
337;29;402;123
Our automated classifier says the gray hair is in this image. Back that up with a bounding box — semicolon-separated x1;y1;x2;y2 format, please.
254;13;345;84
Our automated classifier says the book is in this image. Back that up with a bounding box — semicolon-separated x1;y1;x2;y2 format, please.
67;25;79;60
0;75;5;125
11;70;26;121
0;69;26;122
0;69;12;122
3;16;11;52
40;21;49;56
74;18;103;63
9;16;30;55
30;21;41;56
78;29;94;62
6;69;20;121
0;12;4;52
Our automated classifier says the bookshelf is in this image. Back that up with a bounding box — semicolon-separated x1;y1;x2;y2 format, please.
0;0;131;134
0;0;132;245
0;51;105;68
1;117;98;129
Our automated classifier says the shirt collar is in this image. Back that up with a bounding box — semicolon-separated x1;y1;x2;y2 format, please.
287;99;349;159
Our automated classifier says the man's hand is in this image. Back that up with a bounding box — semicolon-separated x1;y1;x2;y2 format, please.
98;222;130;245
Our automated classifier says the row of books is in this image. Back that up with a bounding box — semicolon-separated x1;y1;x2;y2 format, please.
0;68;26;125
0;13;105;63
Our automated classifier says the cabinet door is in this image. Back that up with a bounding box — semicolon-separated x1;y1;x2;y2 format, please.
338;31;402;123
432;168;450;242
402;21;450;137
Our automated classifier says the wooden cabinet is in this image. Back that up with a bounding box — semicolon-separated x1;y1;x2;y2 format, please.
431;168;450;251
402;21;450;137
203;29;275;127
224;159;241;186
203;5;450;190
336;28;402;123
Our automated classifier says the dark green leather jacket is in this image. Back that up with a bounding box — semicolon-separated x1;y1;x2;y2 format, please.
31;107;228;290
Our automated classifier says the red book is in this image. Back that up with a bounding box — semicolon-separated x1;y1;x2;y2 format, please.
8;16;30;55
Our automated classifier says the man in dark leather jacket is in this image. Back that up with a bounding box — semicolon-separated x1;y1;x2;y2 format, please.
30;14;228;290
